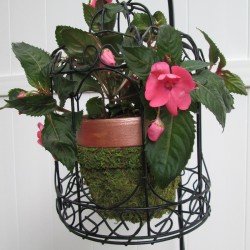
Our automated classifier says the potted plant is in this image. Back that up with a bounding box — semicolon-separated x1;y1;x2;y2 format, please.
0;0;247;223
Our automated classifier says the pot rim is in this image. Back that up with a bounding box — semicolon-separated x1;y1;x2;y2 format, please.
77;116;143;148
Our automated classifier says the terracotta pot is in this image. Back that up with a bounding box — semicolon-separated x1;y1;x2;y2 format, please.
76;116;179;223
77;116;142;148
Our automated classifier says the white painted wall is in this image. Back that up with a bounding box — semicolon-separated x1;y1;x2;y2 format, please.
0;0;250;250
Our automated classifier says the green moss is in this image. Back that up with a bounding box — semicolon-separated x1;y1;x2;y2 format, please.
78;146;180;223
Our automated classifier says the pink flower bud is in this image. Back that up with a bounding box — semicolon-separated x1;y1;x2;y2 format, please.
90;0;97;8
17;91;26;98
37;122;44;146
100;49;116;66
147;117;165;142
90;0;112;8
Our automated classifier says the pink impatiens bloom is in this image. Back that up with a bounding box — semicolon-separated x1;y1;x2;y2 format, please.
37;122;44;146
147;116;165;142
90;0;112;8
100;48;116;66
145;62;196;116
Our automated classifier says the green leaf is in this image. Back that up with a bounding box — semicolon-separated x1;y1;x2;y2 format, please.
153;11;167;26
83;2;117;32
86;96;103;118
6;95;57;116
221;70;248;95
198;29;226;68
218;52;227;69
122;46;160;80
192;70;234;127
132;13;151;31
99;33;123;52
145;111;195;188
156;24;182;64
104;3;125;16
60;27;100;60
74;74;102;94
12;42;51;89
180;60;209;72
83;3;97;30
55;25;73;48
42;112;83;171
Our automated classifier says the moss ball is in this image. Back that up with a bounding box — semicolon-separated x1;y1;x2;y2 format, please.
78;146;179;223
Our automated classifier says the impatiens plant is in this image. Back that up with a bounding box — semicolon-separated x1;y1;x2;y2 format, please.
0;0;247;188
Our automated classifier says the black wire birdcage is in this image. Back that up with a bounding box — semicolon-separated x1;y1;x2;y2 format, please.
51;0;211;248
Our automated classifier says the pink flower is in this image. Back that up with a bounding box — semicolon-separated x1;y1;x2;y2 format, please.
145;62;196;116
147;116;165;142
90;0;112;8
100;48;116;66
17;91;26;98
37;122;44;146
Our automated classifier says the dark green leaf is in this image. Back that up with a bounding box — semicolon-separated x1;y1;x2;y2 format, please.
99;33;123;52
156;24;182;64
192;70;234;127
60;27;100;60
104;3;125;16
86;96;103;118
55;25;73;48
42;112;83;171
83;3;97;30
12;42;51;89
198;29;221;67
222;70;248;95
145;111;195;188
132;13;151;31
122;46;160;80
74;74;102;94
153;11;167;26
180;60;209;72
218;52;227;69
6;95;57;116
83;2;117;32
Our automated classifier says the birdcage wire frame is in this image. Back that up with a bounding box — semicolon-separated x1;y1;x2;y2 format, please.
51;0;211;248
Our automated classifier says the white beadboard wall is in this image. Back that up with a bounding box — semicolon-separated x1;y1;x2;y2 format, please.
0;0;250;250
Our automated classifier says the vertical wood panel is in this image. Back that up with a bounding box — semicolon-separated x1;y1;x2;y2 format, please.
45;0;84;52
248;0;250;59
187;95;248;250
0;0;11;75
9;0;47;74
174;0;189;33
0;100;19;250
11;113;54;250
245;89;250;250
188;0;248;60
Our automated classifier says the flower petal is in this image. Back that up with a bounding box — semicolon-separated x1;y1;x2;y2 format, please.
172;66;196;92
171;88;192;111
149;89;170;107
151;62;170;75
166;95;178;116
